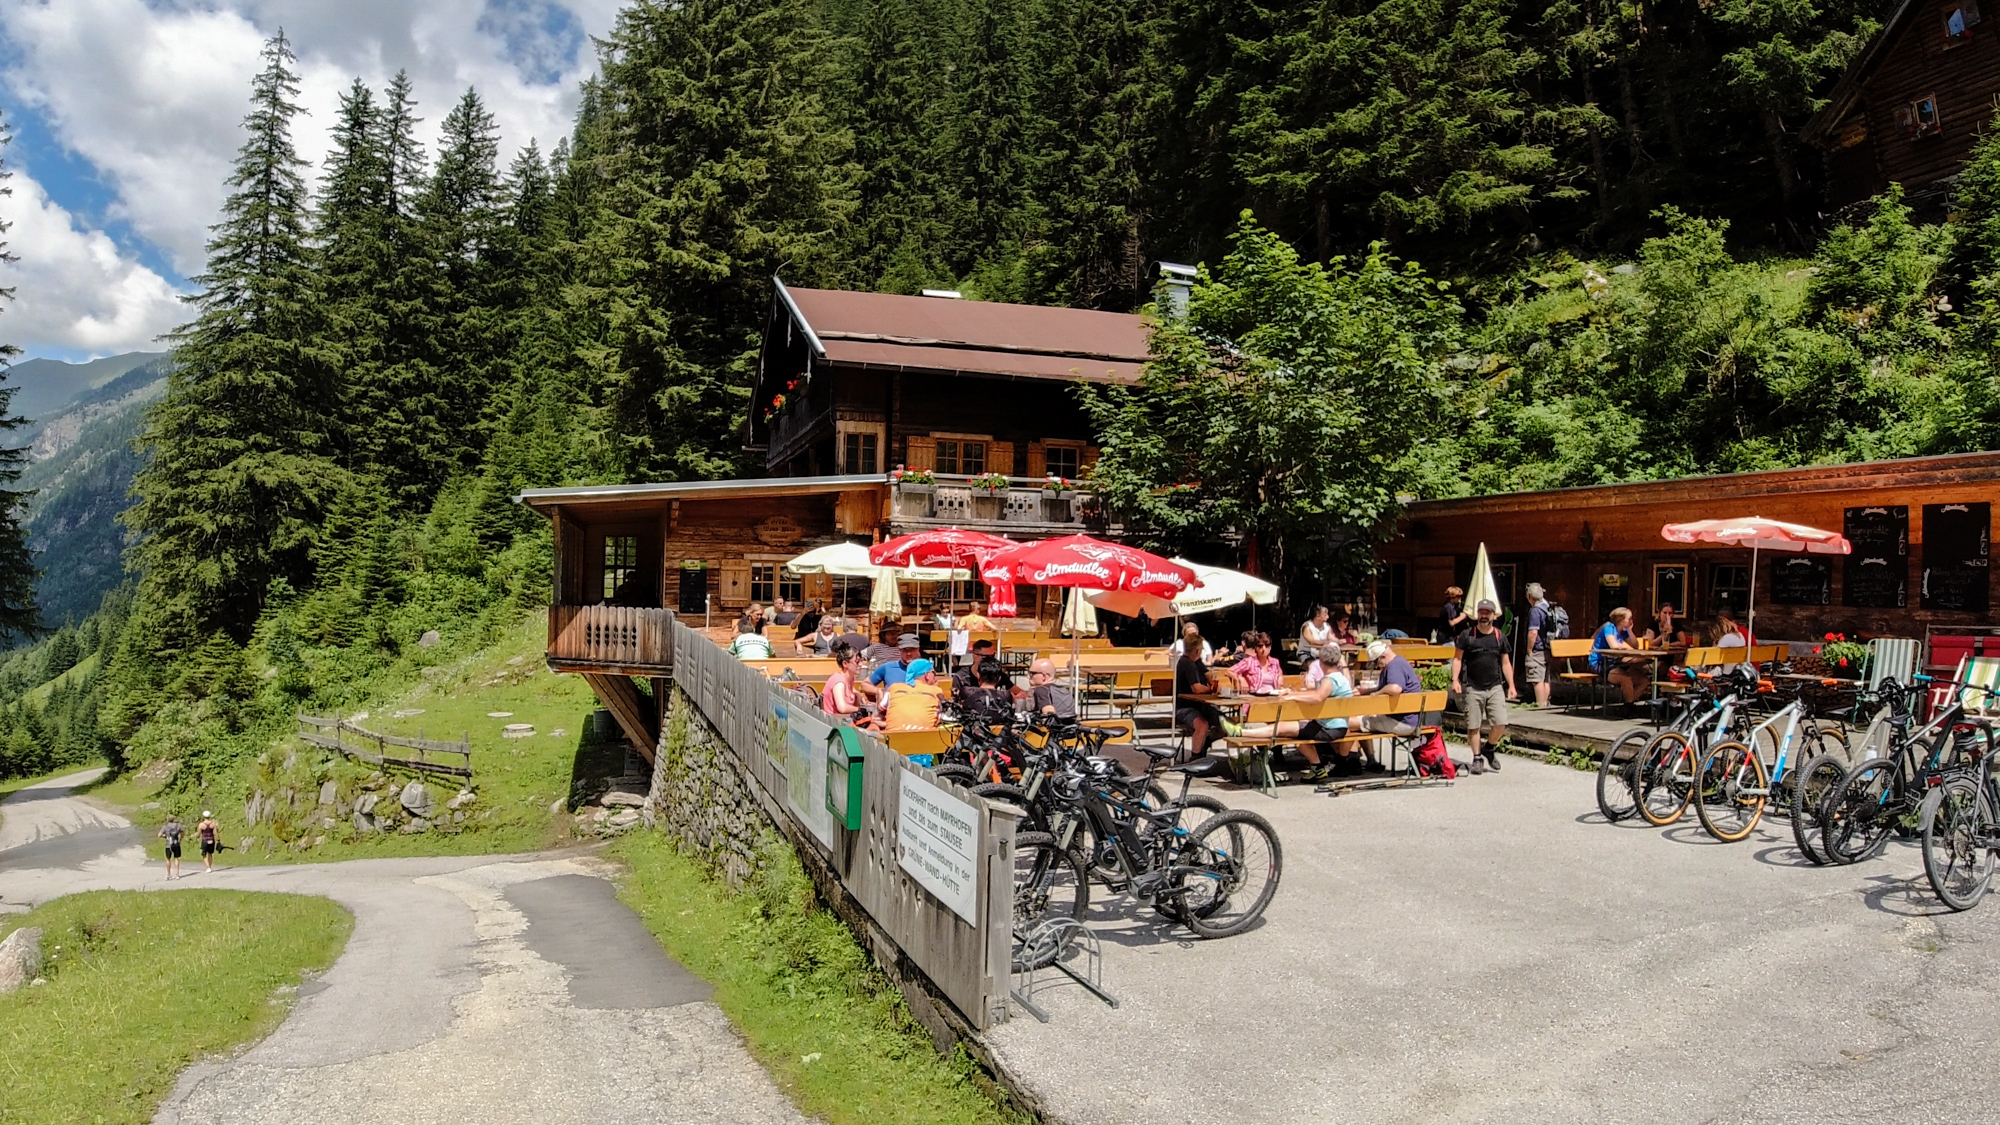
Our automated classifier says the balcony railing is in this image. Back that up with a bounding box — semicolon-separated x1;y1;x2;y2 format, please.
889;476;1109;533
547;604;675;673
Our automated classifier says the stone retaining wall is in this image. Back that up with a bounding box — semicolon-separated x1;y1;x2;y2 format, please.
643;684;779;887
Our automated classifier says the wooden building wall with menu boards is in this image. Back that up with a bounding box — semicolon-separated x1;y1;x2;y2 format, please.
1375;452;1999;641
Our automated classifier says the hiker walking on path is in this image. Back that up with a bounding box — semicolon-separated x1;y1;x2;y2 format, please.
159;814;184;880
196;811;221;873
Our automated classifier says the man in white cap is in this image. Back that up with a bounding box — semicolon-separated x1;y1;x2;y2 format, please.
1356;640;1422;771
1453;599;1516;772
196;810;222;872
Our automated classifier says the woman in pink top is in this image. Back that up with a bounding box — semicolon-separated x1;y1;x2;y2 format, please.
821;643;880;729
1229;632;1286;694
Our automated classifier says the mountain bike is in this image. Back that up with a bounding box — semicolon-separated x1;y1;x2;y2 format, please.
1634;670;1758;827
1010;750;1281;960
1691;686;1850;842
1820;678;1996;866
1598;677;1731;822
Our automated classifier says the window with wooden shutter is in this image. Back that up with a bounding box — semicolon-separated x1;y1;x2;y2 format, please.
719;561;752;606
1026;440;1047;478
989;440;1015;476
1082;445;1101;472
905;435;937;470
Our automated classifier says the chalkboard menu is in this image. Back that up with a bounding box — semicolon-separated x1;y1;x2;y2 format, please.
1771;556;1833;606
1922;502;1991;613
1844;506;1908;609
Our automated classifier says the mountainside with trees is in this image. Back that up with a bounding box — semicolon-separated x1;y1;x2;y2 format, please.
1;2;1999;785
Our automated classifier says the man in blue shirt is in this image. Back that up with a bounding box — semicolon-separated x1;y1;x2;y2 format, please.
1523;583;1553;710
1356;640;1424;772
867;634;925;695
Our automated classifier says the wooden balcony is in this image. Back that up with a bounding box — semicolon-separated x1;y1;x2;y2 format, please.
547;603;675;676
888;476;1113;536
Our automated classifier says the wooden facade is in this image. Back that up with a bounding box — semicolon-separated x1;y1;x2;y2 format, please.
1377;452;1999;641
1805;0;2000;209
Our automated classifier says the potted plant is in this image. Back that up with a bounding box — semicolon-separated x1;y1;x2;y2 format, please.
1816;633;1870;679
891;467;936;518
1041;475;1077;522
968;472;1011;520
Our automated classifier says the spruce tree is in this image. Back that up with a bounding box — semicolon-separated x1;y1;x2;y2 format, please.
0;108;40;642
126;32;346;643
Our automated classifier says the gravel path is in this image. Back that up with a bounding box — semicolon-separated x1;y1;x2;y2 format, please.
0;772;813;1125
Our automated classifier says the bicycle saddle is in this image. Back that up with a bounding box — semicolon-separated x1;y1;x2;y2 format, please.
1165;756;1232;779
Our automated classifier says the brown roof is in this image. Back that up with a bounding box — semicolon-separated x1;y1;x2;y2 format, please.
783;285;1150;384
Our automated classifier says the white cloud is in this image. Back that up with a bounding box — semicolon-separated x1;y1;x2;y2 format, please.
0;168;183;355
0;0;615;355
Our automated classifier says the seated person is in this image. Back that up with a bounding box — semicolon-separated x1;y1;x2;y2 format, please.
729;618;772;660
800;615;840;656
1232;646;1357;781
1331;611;1361;647
959;660;1017;720
1591;607;1651;712
1300;606;1334;655
883;659;946;731
792;599;822;638
1355;640;1421;771
1645;603;1689;648
832;618;871;656
1168;622;1214;665
865;634;925;701
821;643;879;730
1712;608;1757;676
862;624;905;666
738;603;766;634
1175;628;1238;758
1027;658;1077;719
951;639;999;698
933;602;957;632
770;597;800;626
1229;632;1285;694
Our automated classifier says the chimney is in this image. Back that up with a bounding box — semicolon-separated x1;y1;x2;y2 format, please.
1157;262;1196;319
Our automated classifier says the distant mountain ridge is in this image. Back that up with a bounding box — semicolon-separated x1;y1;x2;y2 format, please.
4;351;172;632
9;352;165;428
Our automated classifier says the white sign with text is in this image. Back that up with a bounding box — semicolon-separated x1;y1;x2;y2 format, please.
897;770;982;923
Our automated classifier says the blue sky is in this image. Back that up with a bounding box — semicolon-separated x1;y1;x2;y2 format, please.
0;0;618;363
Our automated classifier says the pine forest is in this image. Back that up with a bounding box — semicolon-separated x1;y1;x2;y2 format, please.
0;0;1998;785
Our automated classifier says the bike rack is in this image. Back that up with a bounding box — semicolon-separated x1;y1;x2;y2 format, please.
1010;919;1117;1022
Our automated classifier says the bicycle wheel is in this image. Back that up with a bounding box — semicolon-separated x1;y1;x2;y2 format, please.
969;782;1044;833
1694;740;1768;843
1596;727;1651;822
933;763;979;787
1635;731;1697;826
1822;758;1899;865
1921;775;1995;911
1010;831;1089;970
1790;752;1850;865
1171;809;1283;939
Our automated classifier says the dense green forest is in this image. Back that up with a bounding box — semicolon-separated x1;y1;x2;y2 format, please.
3;0;2000;784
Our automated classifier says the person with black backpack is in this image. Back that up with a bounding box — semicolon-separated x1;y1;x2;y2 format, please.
1523;582;1560;709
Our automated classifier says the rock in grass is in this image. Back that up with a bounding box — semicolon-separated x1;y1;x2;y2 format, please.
600;791;645;808
398;782;434;818
418;630;441;649
318;780;338;806
355;794;378;816
604;811;641;831
0;927;41;993
399;819;430;834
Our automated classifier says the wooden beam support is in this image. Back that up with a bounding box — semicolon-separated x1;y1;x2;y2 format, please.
583;673;660;762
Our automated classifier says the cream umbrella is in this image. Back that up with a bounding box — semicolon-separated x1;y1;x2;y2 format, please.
1465;543;1501;616
783;541;881;577
1061;586;1100;637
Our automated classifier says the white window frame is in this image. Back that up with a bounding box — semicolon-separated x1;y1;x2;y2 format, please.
835;421;885;475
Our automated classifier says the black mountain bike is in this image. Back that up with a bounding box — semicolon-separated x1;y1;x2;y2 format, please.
1011;751;1281;964
1819;677;1996;865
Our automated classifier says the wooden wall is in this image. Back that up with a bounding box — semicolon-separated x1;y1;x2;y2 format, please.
1850;0;2000;199
1383;457;2000;639
554;493;858;613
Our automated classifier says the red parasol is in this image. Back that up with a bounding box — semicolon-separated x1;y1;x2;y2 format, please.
869;529;1016;570
980;536;1198;689
1660;517;1851;634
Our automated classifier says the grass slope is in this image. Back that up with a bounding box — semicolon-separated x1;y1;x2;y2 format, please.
613;834;1025;1125
123;614;614;865
0;890;352;1125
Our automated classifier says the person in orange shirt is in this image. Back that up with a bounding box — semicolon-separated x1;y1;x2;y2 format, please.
884;659;946;731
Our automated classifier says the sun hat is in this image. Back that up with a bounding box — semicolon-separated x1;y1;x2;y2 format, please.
202;810;213;818
1364;640;1391;661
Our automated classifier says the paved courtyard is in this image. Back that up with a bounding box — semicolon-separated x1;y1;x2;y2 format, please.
986;752;2000;1125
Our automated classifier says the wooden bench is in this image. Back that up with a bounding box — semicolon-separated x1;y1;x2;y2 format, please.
1392;644;1458;666
1550;638;1606;711
742;658;840;683
883;726;958;759
1227;690;1448;795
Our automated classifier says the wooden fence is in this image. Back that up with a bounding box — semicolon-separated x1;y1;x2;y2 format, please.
297;714;473;779
668;617;1017;1030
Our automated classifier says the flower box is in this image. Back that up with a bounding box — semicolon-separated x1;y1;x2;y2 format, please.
1041;493;1077;522
970;492;1005;521
894;482;935;519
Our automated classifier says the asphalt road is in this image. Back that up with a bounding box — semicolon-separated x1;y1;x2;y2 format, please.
0;771;813;1125
985;752;2000;1125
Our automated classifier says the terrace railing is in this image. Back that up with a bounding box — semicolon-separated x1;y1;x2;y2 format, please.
548;603;674;674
